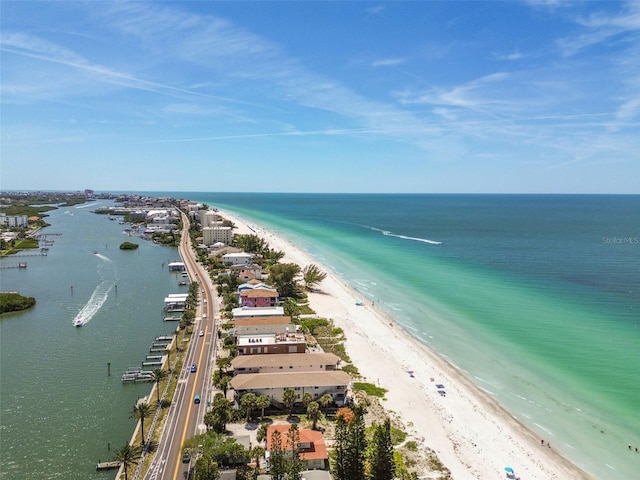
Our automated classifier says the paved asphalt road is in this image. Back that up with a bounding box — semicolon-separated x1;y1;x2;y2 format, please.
144;211;221;480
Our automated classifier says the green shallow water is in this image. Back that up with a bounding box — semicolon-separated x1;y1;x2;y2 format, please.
182;193;639;479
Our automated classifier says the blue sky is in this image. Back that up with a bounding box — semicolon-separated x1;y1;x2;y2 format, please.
1;1;639;193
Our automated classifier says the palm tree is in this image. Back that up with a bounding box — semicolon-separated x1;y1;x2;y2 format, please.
112;443;141;480
151;368;168;405
240;392;258;422
282;388;297;417
130;401;155;446
307;401;321;430
256;423;269;445
250;445;265;474
302;264;327;291
301;392;313;409
256;394;271;421
318;393;333;411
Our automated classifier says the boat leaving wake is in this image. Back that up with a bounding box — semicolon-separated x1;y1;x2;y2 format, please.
75;202;100;209
71;280;115;327
72;254;115;326
370;227;442;245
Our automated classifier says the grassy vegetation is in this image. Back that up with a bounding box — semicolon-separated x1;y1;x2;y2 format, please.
0;204;57;217
0;237;41;256
404;440;418;451
353;382;387;398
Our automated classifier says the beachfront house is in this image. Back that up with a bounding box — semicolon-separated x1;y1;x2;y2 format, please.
265;425;329;471
231;352;341;375
236;331;306;355
232;306;285;318
223;252;253;266
230;315;294;341
239;288;279;308
257;472;331;480
237;280;274;293
230;370;350;407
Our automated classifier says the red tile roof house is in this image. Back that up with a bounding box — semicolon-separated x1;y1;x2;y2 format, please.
240;288;279;307
265;424;329;471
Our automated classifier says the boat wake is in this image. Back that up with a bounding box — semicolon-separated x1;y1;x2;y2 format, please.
72;280;115;327
76;202;100;209
369;227;442;245
72;254;115;327
94;252;112;262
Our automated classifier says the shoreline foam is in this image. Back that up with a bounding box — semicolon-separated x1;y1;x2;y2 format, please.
219;207;595;480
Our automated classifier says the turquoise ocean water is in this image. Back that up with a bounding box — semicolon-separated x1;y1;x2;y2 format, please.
170;192;639;480
1;193;638;479
0;202;184;479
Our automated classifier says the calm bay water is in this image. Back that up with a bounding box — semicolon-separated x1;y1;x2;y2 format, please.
0;202;183;479
167;192;639;480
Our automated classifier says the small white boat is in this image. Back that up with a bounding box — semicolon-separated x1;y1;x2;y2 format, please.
74;319;84;327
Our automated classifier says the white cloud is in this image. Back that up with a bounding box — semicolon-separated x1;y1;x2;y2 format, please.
371;57;407;68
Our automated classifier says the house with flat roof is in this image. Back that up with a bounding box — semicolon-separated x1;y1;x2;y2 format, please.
223;252;253;266
236;331;306;355
230;370;350;407
203;226;233;246
230;315;293;340
231;352;341;375
265;425;329;471
257;472;331;480
232;306;285;318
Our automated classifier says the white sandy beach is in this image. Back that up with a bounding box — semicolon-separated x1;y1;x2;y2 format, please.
220;209;594;480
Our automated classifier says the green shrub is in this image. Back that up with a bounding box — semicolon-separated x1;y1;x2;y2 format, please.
404;440;418;451
119;241;139;250
352;382;387;398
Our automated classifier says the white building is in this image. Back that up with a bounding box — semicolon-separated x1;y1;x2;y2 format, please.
0;214;28;228
223;252;253;266
199;210;219;227
203;226;233;246
232;306;285;318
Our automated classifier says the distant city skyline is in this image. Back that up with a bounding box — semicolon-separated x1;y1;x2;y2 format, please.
1;1;639;193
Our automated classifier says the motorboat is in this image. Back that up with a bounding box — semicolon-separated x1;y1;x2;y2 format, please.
74;319;84;327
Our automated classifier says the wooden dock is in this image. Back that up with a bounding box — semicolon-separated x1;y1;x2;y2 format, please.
96;460;120;470
0;262;27;269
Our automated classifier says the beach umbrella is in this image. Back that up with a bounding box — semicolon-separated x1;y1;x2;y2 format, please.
504;467;514;473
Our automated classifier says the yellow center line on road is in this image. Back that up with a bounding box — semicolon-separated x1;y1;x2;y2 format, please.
171;325;208;480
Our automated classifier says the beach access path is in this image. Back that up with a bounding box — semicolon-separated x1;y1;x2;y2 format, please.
220;209;595;480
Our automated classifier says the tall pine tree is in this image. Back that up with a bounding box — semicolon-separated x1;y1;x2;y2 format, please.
333;405;367;480
269;429;286;480
369;418;395;480
287;423;304;480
